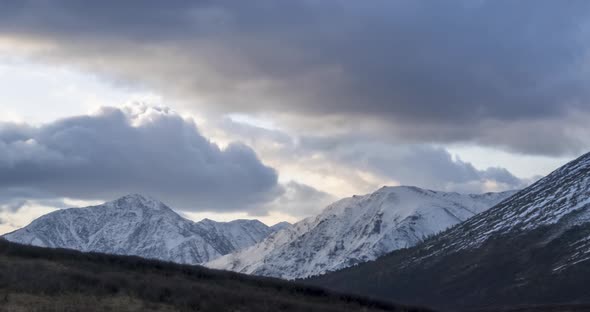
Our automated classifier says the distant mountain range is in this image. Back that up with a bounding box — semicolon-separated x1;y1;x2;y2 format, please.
309;152;590;311
3;194;288;264
4;187;514;280
6;150;590;311
206;186;515;279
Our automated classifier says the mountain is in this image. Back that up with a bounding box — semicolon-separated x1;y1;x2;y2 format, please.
309;152;590;311
270;221;292;232
3;194;274;264
206;186;515;279
0;239;435;312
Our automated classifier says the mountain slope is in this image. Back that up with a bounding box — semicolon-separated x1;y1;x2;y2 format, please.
0;239;435;312
309;152;590;310
3;194;273;264
270;221;292;232
206;186;515;279
421;149;590;256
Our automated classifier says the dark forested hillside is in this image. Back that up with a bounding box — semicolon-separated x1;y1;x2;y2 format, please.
0;239;434;312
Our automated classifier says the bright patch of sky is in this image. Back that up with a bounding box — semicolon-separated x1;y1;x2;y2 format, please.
228;113;280;131
0;57;161;124
0;198;103;234
446;145;571;180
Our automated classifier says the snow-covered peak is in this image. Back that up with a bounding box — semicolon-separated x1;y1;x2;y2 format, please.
106;194;171;211
306;153;590;308
206;186;515;279
322;185;508;220
270;221;292;232
3;196;277;265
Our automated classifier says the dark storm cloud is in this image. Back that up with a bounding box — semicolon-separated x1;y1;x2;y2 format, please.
0;105;281;211
1;0;589;155
0;187;70;213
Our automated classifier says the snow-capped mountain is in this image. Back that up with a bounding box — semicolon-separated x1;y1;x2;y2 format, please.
269;221;292;233
3;194;274;264
414;149;590;267
309;152;590;310
206;186;515;279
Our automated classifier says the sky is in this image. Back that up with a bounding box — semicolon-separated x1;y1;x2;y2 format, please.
0;0;588;233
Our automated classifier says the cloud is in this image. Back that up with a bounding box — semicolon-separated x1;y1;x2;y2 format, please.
1;199;26;213
0;1;589;155
304;140;527;193
258;181;337;218
214;118;526;195
0;187;70;213
0;104;282;211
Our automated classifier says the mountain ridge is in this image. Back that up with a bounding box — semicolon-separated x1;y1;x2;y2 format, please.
308;152;590;310
402;150;590;268
206;185;516;279
3;194;276;264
